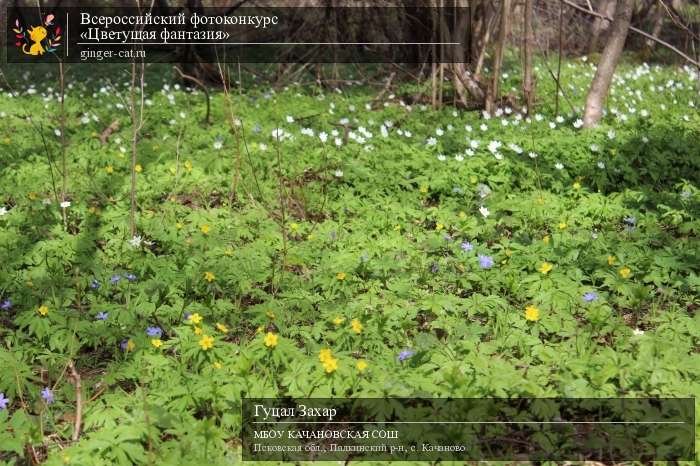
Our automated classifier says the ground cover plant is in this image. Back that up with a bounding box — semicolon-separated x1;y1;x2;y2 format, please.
0;56;699;465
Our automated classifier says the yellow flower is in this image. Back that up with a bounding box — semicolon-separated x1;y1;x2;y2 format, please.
62;454;71;464
336;272;346;281
319;348;333;363
573;181;581;190
435;223;444;231
333;316;345;325
213;361;222;369
38;305;49;316
543;235;550;245
264;332;278;348
199;335;214;351
524;305;540;322
419;185;428;194
266;310;276;320
538;262;553;274
289;223;299;232
176;222;184;230
216;323;229;334
356;360;368;373
256;325;264;334
322;357;338;374
184;160;193;172
169;166;177;175
134;164;143;173
607;255;616;266
394;224;401;231
188;313;203;325
505;249;512;257
200;224;210;235
619;267;632;279
351;318;363;334
28;192;37;200
558;222;567;230
224;247;234;256
458;211;467;219
204;271;215;282
105;165;114;174
151;338;162;349
307;234;315;240
124;339;135;352
194;326;203;335
469;176;477;184
536;196;545;205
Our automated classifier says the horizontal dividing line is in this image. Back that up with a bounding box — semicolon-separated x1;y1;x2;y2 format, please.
75;42;461;46
253;421;686;425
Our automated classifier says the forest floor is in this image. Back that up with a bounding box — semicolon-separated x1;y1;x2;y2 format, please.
0;57;699;465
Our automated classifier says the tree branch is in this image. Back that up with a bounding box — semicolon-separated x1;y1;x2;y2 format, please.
561;0;700;67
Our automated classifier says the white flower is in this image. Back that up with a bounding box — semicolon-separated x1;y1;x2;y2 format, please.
465;125;472;132
633;328;645;336
479;124;488;131
319;132;328;143
455;154;464;162
573;119;583;128
436;128;444;136
0;206;7;216
597;161;606;169
213;140;223;150
640;109;649;118
60;201;71;208
128;235;142;248
642;136;649;143
54;128;61;137
426;137;437;146
334;169;343;177
607;129;616;140
555;115;565;123
487;140;502;154
469;140;479;149
334;137;342;147
555;162;564;170
286;115;294;123
380;125;388;138
549;122;556;129
437;154;446;161
535;113;544;121
528;151;538;159
507;143;523;154
479;206;490;218
590;144;599;152
465;149;475;157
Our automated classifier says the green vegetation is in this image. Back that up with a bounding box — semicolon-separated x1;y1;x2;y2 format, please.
0;58;699;465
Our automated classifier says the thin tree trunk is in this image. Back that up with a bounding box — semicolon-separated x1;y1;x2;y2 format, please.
522;0;534;114
646;3;665;49
489;0;509;113
588;0;616;53
583;0;634;128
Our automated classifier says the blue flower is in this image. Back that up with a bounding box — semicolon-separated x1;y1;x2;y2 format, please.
478;254;494;269
41;387;54;404
183;312;191;321
90;279;101;290
583;292;598;302
398;350;415;362
443;234;453;242
96;312;109;321
124;273;137;282
461;241;474;252
623;216;637;225
0;299;11;310
146;326;162;337
110;275;121;284
0;392;9;410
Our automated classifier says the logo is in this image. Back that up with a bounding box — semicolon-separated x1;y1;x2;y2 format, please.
13;14;61;56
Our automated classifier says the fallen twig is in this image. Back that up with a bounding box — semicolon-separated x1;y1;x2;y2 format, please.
67;361;82;442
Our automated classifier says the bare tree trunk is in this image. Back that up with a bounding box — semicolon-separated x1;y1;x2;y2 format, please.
489;0;509;113
522;0;534;114
583;0;634;128
645;2;664;49
588;0;616;53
